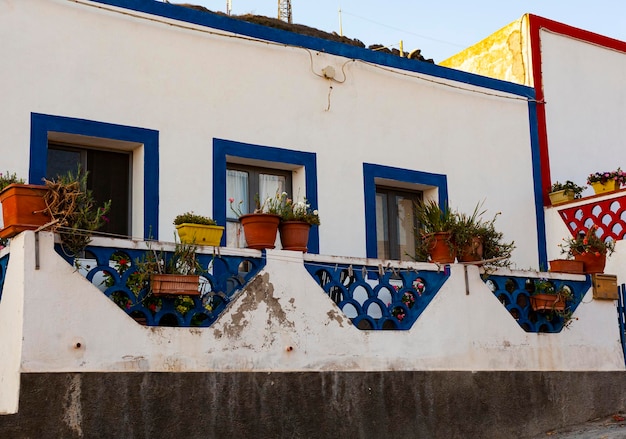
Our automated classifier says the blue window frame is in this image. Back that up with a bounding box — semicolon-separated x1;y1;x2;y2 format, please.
29;113;159;240
212;138;319;253
363;163;448;259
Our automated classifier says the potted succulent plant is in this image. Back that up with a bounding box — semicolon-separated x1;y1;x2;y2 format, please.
548;180;586;205
174;211;224;246
230;192;282;250
277;194;320;252
587;168;626;194
0;171;51;239
559;224;615;273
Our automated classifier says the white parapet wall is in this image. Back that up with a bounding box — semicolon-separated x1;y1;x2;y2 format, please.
0;231;624;414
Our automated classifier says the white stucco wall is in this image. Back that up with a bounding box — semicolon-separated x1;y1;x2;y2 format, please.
541;30;626;197
0;0;540;267
1;232;621;379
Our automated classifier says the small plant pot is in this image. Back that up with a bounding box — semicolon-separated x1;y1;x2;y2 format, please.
176;223;224;246
572;251;606;274
548;259;584;274
457;236;483;263
0;184;51;239
548;190;575;205
427;232;456;264
279;221;311;252
239;213;280;250
151;274;200;296
590;181;620;194
529;293;566;312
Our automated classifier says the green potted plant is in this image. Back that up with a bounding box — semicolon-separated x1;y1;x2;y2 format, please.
529;279;575;327
43;169;111;257
128;240;204;297
0;171;51;239
559;224;615;273
452;204;515;268
278;194;320;252
587;168;626;194
230;192;282;250
174;211;224;246
548;180;586;205
414;199;458;263
453;203;486;263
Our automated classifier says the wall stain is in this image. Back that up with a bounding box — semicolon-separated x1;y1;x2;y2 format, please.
62;374;83;437
220;273;295;345
326;309;345;327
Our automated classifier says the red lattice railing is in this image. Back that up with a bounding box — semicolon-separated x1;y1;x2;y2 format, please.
558;191;626;241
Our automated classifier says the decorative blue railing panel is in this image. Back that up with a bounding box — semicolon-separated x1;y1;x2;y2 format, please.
55;244;264;327
484;274;592;333
304;262;450;330
0;254;9;302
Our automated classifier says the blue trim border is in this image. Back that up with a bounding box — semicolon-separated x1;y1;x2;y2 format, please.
29;113;159;239
527;102;548;268
212;138;319;253
363;164;448;259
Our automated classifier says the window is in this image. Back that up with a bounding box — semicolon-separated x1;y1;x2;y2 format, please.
30;113;159;240
376;186;422;261
47;143;131;237
226;163;292;247
363;163;448;260
212;138;319;253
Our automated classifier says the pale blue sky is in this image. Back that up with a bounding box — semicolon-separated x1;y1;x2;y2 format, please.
175;1;626;62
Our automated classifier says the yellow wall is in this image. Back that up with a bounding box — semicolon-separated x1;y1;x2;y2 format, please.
440;15;531;86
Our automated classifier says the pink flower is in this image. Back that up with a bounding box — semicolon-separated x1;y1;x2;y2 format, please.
228;197;234;203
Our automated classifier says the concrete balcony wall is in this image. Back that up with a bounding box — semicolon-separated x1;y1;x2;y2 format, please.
1;231;624;416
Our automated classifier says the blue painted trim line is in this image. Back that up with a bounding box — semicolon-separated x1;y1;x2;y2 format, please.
29;113;159;239
363;163;447;259
212;138;319;253
527;103;548;269
0;254;9;302
89;0;533;99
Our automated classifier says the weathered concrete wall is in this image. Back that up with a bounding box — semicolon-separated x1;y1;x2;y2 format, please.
0;371;624;439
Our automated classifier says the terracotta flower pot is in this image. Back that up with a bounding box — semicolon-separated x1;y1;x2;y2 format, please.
150;274;200;296
457;236;483;263
549;259;584;274
279;221;311;252
427;232;456;264
573;251;606;274
239;213;281;250
529;293;566;312
0;184;51;239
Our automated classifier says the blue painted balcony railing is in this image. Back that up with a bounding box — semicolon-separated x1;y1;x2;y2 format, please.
304;259;450;330
484;274;592;333
55;243;265;327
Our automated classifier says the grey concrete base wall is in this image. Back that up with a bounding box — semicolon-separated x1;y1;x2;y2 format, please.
0;371;624;439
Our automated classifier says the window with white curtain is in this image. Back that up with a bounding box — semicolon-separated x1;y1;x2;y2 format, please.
225;164;292;247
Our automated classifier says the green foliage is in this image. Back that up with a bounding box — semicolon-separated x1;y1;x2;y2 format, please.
412;200;515;267
173;211;216;226
44;168;111;257
550;180;586;198
560;225;615;256
0;171;25;192
278;193;320;225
